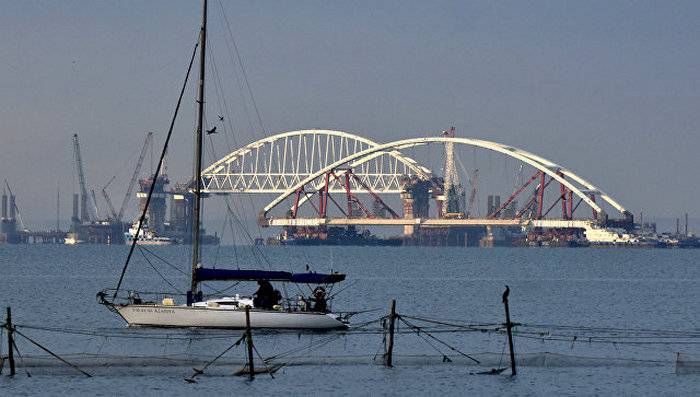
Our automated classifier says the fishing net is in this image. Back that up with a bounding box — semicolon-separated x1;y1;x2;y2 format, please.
2;351;673;377
2;314;699;377
675;353;700;375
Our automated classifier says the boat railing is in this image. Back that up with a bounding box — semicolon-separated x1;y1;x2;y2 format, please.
97;288;187;306
97;288;335;313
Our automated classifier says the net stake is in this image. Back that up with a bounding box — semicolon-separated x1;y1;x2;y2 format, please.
502;286;517;376
245;306;255;380
385;299;396;367
5;307;15;376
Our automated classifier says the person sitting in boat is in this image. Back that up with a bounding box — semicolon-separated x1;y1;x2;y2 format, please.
253;280;281;309
311;286;328;313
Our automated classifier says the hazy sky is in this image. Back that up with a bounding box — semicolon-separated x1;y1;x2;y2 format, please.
1;0;699;230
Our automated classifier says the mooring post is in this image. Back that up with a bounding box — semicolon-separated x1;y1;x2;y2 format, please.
6;307;15;376
245;306;255;380
502;286;516;376
385;299;396;367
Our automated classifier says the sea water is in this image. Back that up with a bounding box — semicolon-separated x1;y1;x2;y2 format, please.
1;244;699;395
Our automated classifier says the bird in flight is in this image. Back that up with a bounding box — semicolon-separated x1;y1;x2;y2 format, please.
218;115;224;121
206;126;218;135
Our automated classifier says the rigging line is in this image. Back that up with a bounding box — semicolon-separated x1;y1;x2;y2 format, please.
215;0;289;248
11;337;32;377
217;0;267;135
512;328;700;339
13;329;92;377
135;248;224;297
135;245;226;295
223;197;272;267
189;334;246;377
137;247;184;294
214;4;255;140
207;43;235;153
208;34;268;246
264;318;386;361
512;333;700;346
113;40;199;300
212;207;227;267
400;315;501;329
399;316;481;364
518;323;700;335
137;245;188;276
265;333;345;362
251;344;277;379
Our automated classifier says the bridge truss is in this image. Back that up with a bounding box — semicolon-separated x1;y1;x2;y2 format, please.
257;136;631;228
201;130;431;194
199;130;631;231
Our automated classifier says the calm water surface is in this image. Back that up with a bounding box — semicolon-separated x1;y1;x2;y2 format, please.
1;245;699;395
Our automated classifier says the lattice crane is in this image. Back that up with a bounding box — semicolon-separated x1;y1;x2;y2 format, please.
102;176;118;220
117;132;153;221
72;133;93;222
467;169;478;218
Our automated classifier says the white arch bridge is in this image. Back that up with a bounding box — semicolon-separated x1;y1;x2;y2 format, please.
201;130;633;232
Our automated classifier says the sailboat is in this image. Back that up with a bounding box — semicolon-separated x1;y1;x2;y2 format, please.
98;0;349;330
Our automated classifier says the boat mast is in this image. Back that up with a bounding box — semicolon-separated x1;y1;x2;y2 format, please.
190;0;207;300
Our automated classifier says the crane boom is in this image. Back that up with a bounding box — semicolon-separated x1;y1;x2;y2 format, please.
3;179;26;230
72;133;93;222
117;132;153;221
467;169;478;218
102;175;118;220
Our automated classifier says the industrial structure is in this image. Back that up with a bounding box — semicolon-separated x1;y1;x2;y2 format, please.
64;132;219;245
0;189;20;243
1;128;697;247
199;128;669;247
132;175;219;245
65;133;129;244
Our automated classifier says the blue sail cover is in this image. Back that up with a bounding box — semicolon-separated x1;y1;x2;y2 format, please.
194;268;345;284
195;268;292;282
291;272;346;284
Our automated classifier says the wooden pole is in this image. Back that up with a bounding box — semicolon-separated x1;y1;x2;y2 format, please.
502;287;516;376
385;299;396;367
6;307;15;376
245;306;255;380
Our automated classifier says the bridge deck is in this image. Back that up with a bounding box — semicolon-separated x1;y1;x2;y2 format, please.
265;218;595;229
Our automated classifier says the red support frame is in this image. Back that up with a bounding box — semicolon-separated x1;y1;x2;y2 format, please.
489;170;542;219
292;187;302;218
536;171;546;219
560;183;568;220
344;172;352;216
347;172;400;219
319;172;331;218
516;175;554;218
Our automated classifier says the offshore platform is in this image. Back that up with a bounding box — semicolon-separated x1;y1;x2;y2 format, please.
65;133;218;245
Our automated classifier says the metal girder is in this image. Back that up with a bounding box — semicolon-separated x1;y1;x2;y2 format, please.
263;136;628;219
201;129;432;194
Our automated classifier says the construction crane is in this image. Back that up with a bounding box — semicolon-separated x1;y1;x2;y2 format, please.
467;169;478;218
72;133;93;222
3;179;26;231
102;176;118;220
120;132;154;221
100;132;153;222
91;189;101;220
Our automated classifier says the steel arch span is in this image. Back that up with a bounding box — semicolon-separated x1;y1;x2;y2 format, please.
262;136;630;221
201;129;432;194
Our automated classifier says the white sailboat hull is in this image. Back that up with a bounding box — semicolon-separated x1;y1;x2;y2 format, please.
114;304;348;330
